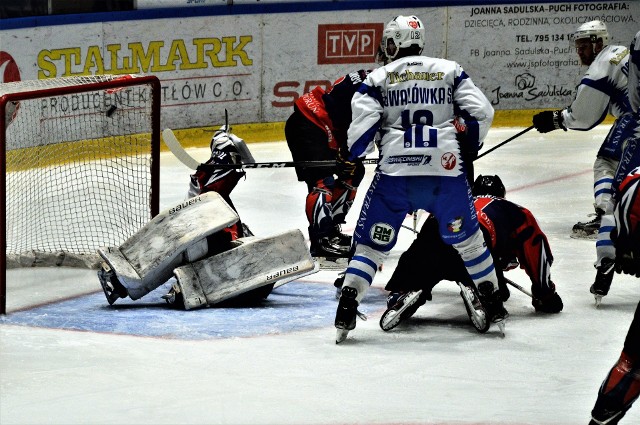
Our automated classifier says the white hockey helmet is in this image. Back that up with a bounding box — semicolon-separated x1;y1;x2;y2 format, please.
573;20;610;45
381;15;425;61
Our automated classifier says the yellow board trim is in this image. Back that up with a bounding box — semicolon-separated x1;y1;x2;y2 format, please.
8;109;616;170
169;109;616;148
7;134;151;172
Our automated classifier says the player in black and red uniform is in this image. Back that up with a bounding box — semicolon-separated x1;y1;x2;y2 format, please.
187;124;255;249
588;31;640;425
285;70;370;259
379;175;563;332
590;168;640;422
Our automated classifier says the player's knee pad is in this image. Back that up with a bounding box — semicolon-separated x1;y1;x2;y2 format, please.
331;182;358;225
306;177;335;232
173;229;316;309
97;192;239;300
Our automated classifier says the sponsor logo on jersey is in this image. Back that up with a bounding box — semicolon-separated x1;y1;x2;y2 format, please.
447;216;464;233
386;155;431;166
441;152;457;170
370;223;394;245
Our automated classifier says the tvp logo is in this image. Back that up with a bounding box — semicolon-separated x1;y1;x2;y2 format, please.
370;222;395;246
317;23;383;65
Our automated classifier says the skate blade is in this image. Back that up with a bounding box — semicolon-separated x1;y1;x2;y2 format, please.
457;283;490;333
594;294;603;308
496;320;506;337
379;309;400;331
379;290;422;331
336;328;349;344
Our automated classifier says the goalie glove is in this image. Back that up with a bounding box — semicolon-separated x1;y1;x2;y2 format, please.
532;110;567;133
210;126;255;164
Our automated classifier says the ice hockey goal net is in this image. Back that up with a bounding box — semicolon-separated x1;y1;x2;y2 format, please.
1;74;161;314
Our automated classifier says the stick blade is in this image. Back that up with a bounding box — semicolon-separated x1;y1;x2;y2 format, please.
162;128;201;170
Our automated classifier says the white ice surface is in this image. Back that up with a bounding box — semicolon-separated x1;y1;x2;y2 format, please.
1;125;639;425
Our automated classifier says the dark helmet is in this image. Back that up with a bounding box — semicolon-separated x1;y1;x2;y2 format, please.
472;174;506;198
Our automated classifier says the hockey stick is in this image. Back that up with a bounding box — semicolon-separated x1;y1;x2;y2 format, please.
476;126;534;160
162;128;201;170
199;158;379;170
163;127;379;170
504;277;533;298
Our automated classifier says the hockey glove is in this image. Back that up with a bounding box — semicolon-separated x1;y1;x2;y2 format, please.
336;148;360;178
532;110;567;133
615;249;640;277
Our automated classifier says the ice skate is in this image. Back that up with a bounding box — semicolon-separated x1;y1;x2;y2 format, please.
97;262;128;305
161;282;184;307
571;208;603;240
590;258;615;307
311;234;351;270
458;282;490;333
335;286;365;343
329;225;352;249
379;290;424;331
477;281;509;336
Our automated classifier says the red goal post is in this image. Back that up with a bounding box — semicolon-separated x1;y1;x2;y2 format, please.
0;74;161;314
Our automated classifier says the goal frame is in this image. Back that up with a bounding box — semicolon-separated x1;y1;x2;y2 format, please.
0;75;161;314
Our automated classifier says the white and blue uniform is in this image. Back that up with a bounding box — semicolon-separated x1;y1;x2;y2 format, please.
342;55;497;301
596;32;640;268
562;44;631;211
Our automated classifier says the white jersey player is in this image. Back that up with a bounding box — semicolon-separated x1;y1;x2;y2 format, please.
590;30;640;307
532;21;632;240
334;15;506;343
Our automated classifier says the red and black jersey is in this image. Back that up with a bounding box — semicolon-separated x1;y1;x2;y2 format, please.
474;196;553;295
294;70;370;150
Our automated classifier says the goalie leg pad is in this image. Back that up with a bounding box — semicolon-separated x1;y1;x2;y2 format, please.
97;192;239;300
173;229;316;310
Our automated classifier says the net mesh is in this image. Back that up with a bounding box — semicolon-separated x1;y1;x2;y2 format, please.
2;75;158;267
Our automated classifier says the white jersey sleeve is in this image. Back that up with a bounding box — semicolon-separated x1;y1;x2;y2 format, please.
347;55;493;177
629;31;640;113
562;44;631;130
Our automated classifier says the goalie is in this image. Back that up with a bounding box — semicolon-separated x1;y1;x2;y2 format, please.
187;123;256;244
97;127;316;309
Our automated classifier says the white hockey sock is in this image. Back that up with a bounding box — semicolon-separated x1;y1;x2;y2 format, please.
342;244;387;303
453;229;499;292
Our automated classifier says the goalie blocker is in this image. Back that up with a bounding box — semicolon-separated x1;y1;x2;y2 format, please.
97;192;316;308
